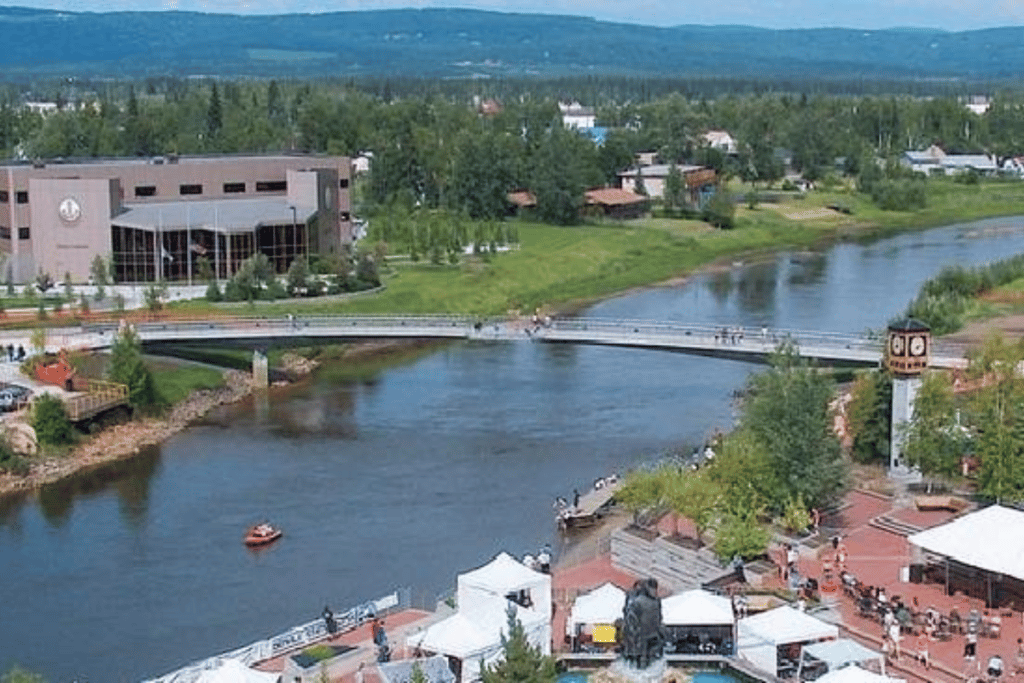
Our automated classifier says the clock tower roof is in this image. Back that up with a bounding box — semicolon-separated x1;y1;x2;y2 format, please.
888;318;930;333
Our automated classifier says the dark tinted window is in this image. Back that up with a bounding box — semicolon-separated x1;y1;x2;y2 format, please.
134;185;157;197
179;184;202;195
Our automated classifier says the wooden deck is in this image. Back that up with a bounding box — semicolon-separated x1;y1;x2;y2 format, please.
63;380;129;421
560;481;623;530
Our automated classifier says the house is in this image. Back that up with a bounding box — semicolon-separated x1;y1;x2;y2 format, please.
478;98;502;117
559;101;596;130
635;151;658;167
506;190;536;214
617;164;717;205
702;130;738;155
903;145;997;175
584;187;649;219
965;95;991;116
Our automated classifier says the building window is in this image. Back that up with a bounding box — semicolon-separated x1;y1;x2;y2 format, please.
134;185;157;197
223;182;246;193
16;191;28;204
179;184;202;195
340;212;351;222
0;227;9;239
256;180;287;192
0;191;8;203
18;227;29;240
339;178;349;189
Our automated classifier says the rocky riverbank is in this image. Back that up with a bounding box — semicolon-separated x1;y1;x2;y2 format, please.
0;369;259;497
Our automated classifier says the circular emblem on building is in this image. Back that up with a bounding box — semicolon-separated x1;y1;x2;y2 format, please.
58;197;81;223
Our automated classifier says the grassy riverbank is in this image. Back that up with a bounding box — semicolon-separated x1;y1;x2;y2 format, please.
165;178;1024;319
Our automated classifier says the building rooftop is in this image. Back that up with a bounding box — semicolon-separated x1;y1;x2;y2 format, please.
115;198;316;232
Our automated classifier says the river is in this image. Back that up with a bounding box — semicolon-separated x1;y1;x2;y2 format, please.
1;217;1023;682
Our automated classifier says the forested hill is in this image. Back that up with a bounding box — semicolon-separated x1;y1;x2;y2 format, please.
2;5;1024;81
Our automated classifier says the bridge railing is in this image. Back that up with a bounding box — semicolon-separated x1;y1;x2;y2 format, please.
124;314;482;337
543;318;886;352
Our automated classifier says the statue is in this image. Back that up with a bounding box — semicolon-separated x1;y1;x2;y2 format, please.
617;578;665;669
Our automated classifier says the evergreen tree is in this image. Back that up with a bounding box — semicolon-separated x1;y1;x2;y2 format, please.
107;326;157;410
207;82;223;142
480;608;556;683
846;369;893;464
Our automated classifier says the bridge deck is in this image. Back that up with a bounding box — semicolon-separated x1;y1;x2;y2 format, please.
17;315;967;370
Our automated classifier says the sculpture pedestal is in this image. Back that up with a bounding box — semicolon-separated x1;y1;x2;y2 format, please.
591;659;688;683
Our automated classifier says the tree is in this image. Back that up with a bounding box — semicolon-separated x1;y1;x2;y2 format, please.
90;254;107;301
666;470;721;546
143;283;168;315
701;188;735;229
846;369;893;464
62;271;73;302
286;257;310;296
741;344;847;508
480;607;556;683
902;372;970;478
107;326;156;410
664;163;682;213
32;394;75;446
967;334;1024;502
2;666;47;683
207;82;223;142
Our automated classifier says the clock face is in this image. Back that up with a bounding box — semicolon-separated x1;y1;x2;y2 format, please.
910;335;927;356
889;334;905;356
58;197;81;223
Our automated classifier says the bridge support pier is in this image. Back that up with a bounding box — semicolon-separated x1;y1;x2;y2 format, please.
252;349;269;389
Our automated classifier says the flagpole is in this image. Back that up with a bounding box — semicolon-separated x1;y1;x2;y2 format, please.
187;203;192;287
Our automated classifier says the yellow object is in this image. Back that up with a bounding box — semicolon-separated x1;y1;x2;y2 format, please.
592;624;616;643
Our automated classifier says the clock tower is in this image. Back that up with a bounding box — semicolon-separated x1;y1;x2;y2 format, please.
886;319;930;476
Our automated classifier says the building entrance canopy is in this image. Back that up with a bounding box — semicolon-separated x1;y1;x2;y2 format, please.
114;198;314;234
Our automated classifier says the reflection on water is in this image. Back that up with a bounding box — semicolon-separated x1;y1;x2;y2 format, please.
734;260;778;314
37;446;160;529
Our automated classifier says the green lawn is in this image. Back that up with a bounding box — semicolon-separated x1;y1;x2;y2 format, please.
163;179;1024;320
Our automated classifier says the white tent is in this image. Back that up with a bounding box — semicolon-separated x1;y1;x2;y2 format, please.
457;552;551;629
662;589;734;626
908;505;1024;582
194;659;279;683
379;655;456;683
407;553;552;682
737;605;838;676
566;583;625;635
799;638;886;677
814;665;905;683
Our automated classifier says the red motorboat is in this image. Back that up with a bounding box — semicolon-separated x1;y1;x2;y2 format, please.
244;522;283;547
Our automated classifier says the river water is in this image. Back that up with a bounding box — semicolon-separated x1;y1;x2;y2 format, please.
1;217;1023;682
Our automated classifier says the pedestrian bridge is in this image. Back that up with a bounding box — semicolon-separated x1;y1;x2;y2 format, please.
36;315;968;369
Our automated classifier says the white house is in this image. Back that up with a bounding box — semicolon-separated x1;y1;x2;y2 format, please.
702;130;738;155
559;101;596;130
617;164;717;204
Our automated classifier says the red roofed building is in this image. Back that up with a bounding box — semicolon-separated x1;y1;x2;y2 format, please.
584;187;649;220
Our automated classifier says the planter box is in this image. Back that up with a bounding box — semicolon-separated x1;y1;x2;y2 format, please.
282;644;358;683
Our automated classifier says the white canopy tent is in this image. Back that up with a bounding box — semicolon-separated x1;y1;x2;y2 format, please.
566;582;625;636
194;659;280;683
737;605;838;676
799;638;886;678
908;505;1024;606
662;589;734;626
814;665;905;683
407;553;551;683
662;589;736;656
457;552;552;628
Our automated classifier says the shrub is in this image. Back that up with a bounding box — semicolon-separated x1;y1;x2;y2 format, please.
0;444;29;475
32;394;76;446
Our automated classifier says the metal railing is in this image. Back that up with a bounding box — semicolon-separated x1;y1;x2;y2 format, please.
143;589;409;683
63;380;129;421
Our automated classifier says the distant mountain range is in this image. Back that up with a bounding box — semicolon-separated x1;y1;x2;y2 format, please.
2;5;1024;82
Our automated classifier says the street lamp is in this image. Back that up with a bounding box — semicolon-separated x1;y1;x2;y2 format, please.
288;205;299;270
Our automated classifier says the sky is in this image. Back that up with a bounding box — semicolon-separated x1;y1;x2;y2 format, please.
11;0;1024;30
